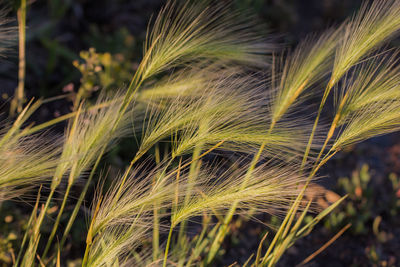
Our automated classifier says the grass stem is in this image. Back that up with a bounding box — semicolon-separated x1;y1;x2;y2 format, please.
163;226;174;267
10;0;26;116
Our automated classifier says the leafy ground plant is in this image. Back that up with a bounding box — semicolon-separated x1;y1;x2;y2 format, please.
1;0;400;266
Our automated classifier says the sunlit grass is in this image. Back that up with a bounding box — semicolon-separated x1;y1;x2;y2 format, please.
2;0;400;266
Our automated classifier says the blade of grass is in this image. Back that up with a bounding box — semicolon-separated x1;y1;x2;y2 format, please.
298;223;351;266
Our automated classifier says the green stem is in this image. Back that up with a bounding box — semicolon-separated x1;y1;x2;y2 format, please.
300;79;335;170
259;79;337;265
42;183;72;259
314;131;331;166
82;242;90;267
66;65;144;256
177;117;209;247
163;226;174;267
37;188;55;227
60;146;105;248
18;98;120;137
176;144;202;245
14;187;42;267
18;188;55;265
261;148;338;266
314;91;348;165
153;145;161;261
80;43;177;264
206;145;265;263
300;108;323;170
206;125;273;264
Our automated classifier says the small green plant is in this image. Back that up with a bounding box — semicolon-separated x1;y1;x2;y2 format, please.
309;164;400;266
328;164;374;234
1;0;400;266
73;29;137;102
325;165;400;234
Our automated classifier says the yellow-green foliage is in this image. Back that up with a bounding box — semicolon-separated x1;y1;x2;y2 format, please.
73;47;135;99
136;66;309;160
2;0;400;266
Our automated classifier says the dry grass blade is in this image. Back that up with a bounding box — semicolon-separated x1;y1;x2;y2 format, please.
298;223;351;266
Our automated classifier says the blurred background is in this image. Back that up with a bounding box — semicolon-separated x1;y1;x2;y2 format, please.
0;0;399;266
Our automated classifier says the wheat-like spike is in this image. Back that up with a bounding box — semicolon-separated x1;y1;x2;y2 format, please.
92;167;179;234
135;68;252;158
333;100;400;150
136;66;312;162
271;28;340;123
138;63;243;102
334;50;400;126
85;219;152;267
0;134;60;201
0;98;60;201
85;158;313;267
171;161;311;227
51;93;132;190
85;163;186;267
331;0;400;84
138;1;274;82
